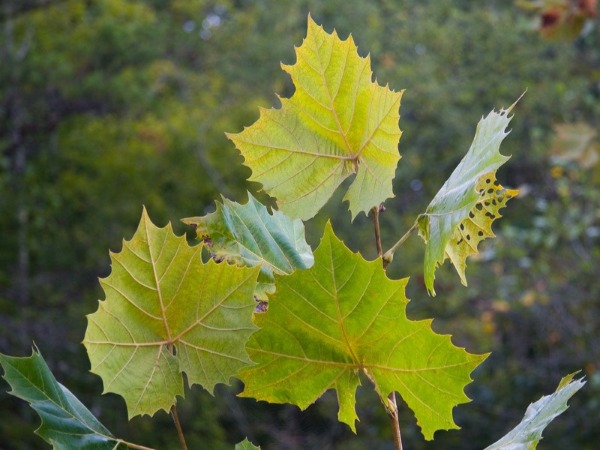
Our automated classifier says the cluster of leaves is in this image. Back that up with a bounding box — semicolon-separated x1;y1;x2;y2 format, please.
0;14;586;450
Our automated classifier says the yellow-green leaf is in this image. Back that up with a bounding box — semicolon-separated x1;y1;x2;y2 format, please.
83;208;259;418
227;15;403;220
239;223;486;439
444;173;518;286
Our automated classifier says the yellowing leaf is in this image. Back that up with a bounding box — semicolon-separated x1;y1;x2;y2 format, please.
418;101;520;295
444;173;518;286
83;208;259;418
239;223;486;439
227;15;403;220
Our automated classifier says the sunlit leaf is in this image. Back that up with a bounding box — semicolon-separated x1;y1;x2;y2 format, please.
418;101;519;295
227;15;403;220
485;372;585;450
83;208;259;418
0;348;128;450
239;222;486;439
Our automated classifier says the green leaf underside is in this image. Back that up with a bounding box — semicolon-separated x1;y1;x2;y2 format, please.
227;15;402;220
235;438;261;450
83;208;259;418
182;193;314;300
418;103;518;296
239;222;487;439
485;373;585;450
0;348;126;450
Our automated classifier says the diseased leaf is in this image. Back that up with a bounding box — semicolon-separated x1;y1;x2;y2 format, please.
485;372;585;450
239;222;487;439
227;15;403;220
418;101;520;295
83;208;259;418
0;348;128;450
442;173;518;286
235;438;261;450
182;192;314;300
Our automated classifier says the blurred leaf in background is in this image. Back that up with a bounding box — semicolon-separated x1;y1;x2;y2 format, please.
1;0;599;449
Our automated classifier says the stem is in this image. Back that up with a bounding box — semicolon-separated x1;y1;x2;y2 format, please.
382;222;418;269
371;205;403;450
388;393;403;450
171;405;189;450
372;205;383;258
118;440;157;450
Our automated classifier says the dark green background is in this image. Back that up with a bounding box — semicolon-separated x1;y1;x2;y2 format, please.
1;1;599;448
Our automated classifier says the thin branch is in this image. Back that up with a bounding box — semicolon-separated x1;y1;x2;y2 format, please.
382;222;418;269
372;205;383;258
118;439;157;450
371;204;403;450
171;404;189;450
388;393;403;450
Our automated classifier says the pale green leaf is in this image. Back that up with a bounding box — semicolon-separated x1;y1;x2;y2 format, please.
485;373;585;450
83;208;259;418
182;192;313;300
239;222;486;439
234;438;261;450
418;101;520;295
0;348;129;450
227;15;403;220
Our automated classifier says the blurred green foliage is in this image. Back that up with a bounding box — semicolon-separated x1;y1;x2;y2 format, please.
1;0;599;449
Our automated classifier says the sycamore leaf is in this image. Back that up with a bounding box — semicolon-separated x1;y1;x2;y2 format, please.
182;192;314;300
0;348;129;450
417;101;520;295
485;372;585;450
227;15;403;221
235;438;261;450
443;173;518;286
83;208;259;418
239;222;486;439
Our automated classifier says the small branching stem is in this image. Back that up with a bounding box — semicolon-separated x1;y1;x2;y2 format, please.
371;205;403;450
382;222;418;269
119;440;157;450
388;393;403;450
372;205;384;257
171;405;188;450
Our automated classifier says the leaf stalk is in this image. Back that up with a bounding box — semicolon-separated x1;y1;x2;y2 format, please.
118;440;157;450
171;404;189;450
372;204;403;450
383;222;418;269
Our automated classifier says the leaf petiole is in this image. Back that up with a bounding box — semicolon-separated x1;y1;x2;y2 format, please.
118;440;157;450
382;222;418;269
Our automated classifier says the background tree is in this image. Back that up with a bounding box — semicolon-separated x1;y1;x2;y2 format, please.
1;0;598;448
